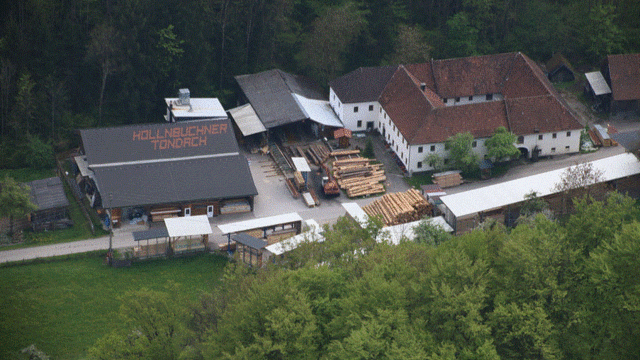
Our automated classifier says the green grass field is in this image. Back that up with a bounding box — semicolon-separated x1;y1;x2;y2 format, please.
0;253;228;359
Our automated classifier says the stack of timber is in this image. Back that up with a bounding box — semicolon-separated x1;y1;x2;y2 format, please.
328;149;361;162
432;171;463;188
362;189;432;226
288;142;332;166
332;156;386;197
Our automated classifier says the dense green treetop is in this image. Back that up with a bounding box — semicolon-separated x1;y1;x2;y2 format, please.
88;192;640;359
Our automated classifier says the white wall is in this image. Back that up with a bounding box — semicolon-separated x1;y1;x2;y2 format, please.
329;88;379;131
517;130;581;158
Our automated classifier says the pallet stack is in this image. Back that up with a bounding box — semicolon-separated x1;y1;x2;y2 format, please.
432;171;463;188
332;156;386;197
362;189;432;226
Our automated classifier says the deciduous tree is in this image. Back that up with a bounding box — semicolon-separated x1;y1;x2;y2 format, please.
485;126;519;162
0;176;37;236
445;132;479;173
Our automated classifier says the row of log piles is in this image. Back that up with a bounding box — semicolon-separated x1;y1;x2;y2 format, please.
362;189;432;226
331;151;386;197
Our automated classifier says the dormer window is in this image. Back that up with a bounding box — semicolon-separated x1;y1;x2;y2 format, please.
455;97;460;102
486;94;493;100
443;98;448;104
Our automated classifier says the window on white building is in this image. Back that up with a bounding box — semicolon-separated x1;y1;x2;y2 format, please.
552;133;557;139
354;106;359;113
357;120;362;127
369;105;374;111
430;145;435;151
538;134;543;140
417;161;422;169
443;98;448;104
565;146;570;150
486;94;493;100
418;146;423;153
517;136;524;144
472;141;477;148
551;147;556;153
469;96;473;101
455;97;460;102
566;131;571;137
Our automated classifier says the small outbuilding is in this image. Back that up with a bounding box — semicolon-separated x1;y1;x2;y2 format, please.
334;128;352;148
27;177;71;231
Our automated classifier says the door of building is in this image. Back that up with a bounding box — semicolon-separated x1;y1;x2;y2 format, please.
207;205;214;218
184;207;191;217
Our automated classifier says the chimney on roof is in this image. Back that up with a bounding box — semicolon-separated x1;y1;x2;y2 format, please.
178;88;190;106
420;83;426;91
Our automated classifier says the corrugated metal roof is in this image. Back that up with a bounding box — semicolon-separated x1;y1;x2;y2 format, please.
291;157;311;173
133;227;169;241
94;155;257;209
265;219;324;256
292;94;344;128
342;202;369;227
165;215;213;237
232;233;268;249
585;71;612;96
440;153;640;218
235;69;326;129
218;212;303;235
228;103;266;136
27;177;69;211
165;98;227;120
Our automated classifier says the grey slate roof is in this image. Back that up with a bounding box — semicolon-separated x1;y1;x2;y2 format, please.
234;69;326;129
329;66;398;103
27;177;69;211
94;155;258;209
232;233;267;249
80;119;238;166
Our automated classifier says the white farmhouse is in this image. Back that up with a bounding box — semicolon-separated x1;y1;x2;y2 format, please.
329;52;583;173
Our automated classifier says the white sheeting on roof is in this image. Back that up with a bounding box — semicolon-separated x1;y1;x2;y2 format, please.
228;103;267;136
164;215;213;237
585;71;612;96
74;156;94;178
291;157;311;172
441;153;640;218
218;212;303;235
293;94;344;128
377;216;453;245
165;98;227;119
265;219;324;256
342;202;370;227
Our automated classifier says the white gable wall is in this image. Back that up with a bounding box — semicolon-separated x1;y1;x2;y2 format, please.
329;88;379;131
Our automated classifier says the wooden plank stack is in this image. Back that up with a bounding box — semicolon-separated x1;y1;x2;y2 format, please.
287;142;331;166
362;189;432;226
432;171;463;188
331;154;386;197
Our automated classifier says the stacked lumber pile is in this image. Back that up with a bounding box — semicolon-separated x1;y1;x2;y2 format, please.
289;143;331;166
362;189;432;226
332;156;386;197
432;171;463;188
328;149;361;161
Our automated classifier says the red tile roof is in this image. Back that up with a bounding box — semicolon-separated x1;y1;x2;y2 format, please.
607;53;640;101
375;52;582;145
506;95;579;136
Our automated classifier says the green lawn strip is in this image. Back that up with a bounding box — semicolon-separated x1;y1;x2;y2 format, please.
0;253;228;360
0;168;57;183
404;172;433;189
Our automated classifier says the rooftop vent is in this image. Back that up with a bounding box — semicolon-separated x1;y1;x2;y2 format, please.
177;88;190;106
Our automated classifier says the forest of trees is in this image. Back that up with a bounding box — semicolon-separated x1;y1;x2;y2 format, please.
1;0;640;167
87;192;640;359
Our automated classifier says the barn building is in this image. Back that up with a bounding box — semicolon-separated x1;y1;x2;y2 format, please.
603;53;640;112
329;52;584;173
74;118;257;226
439;153;640;233
27;177;71;231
